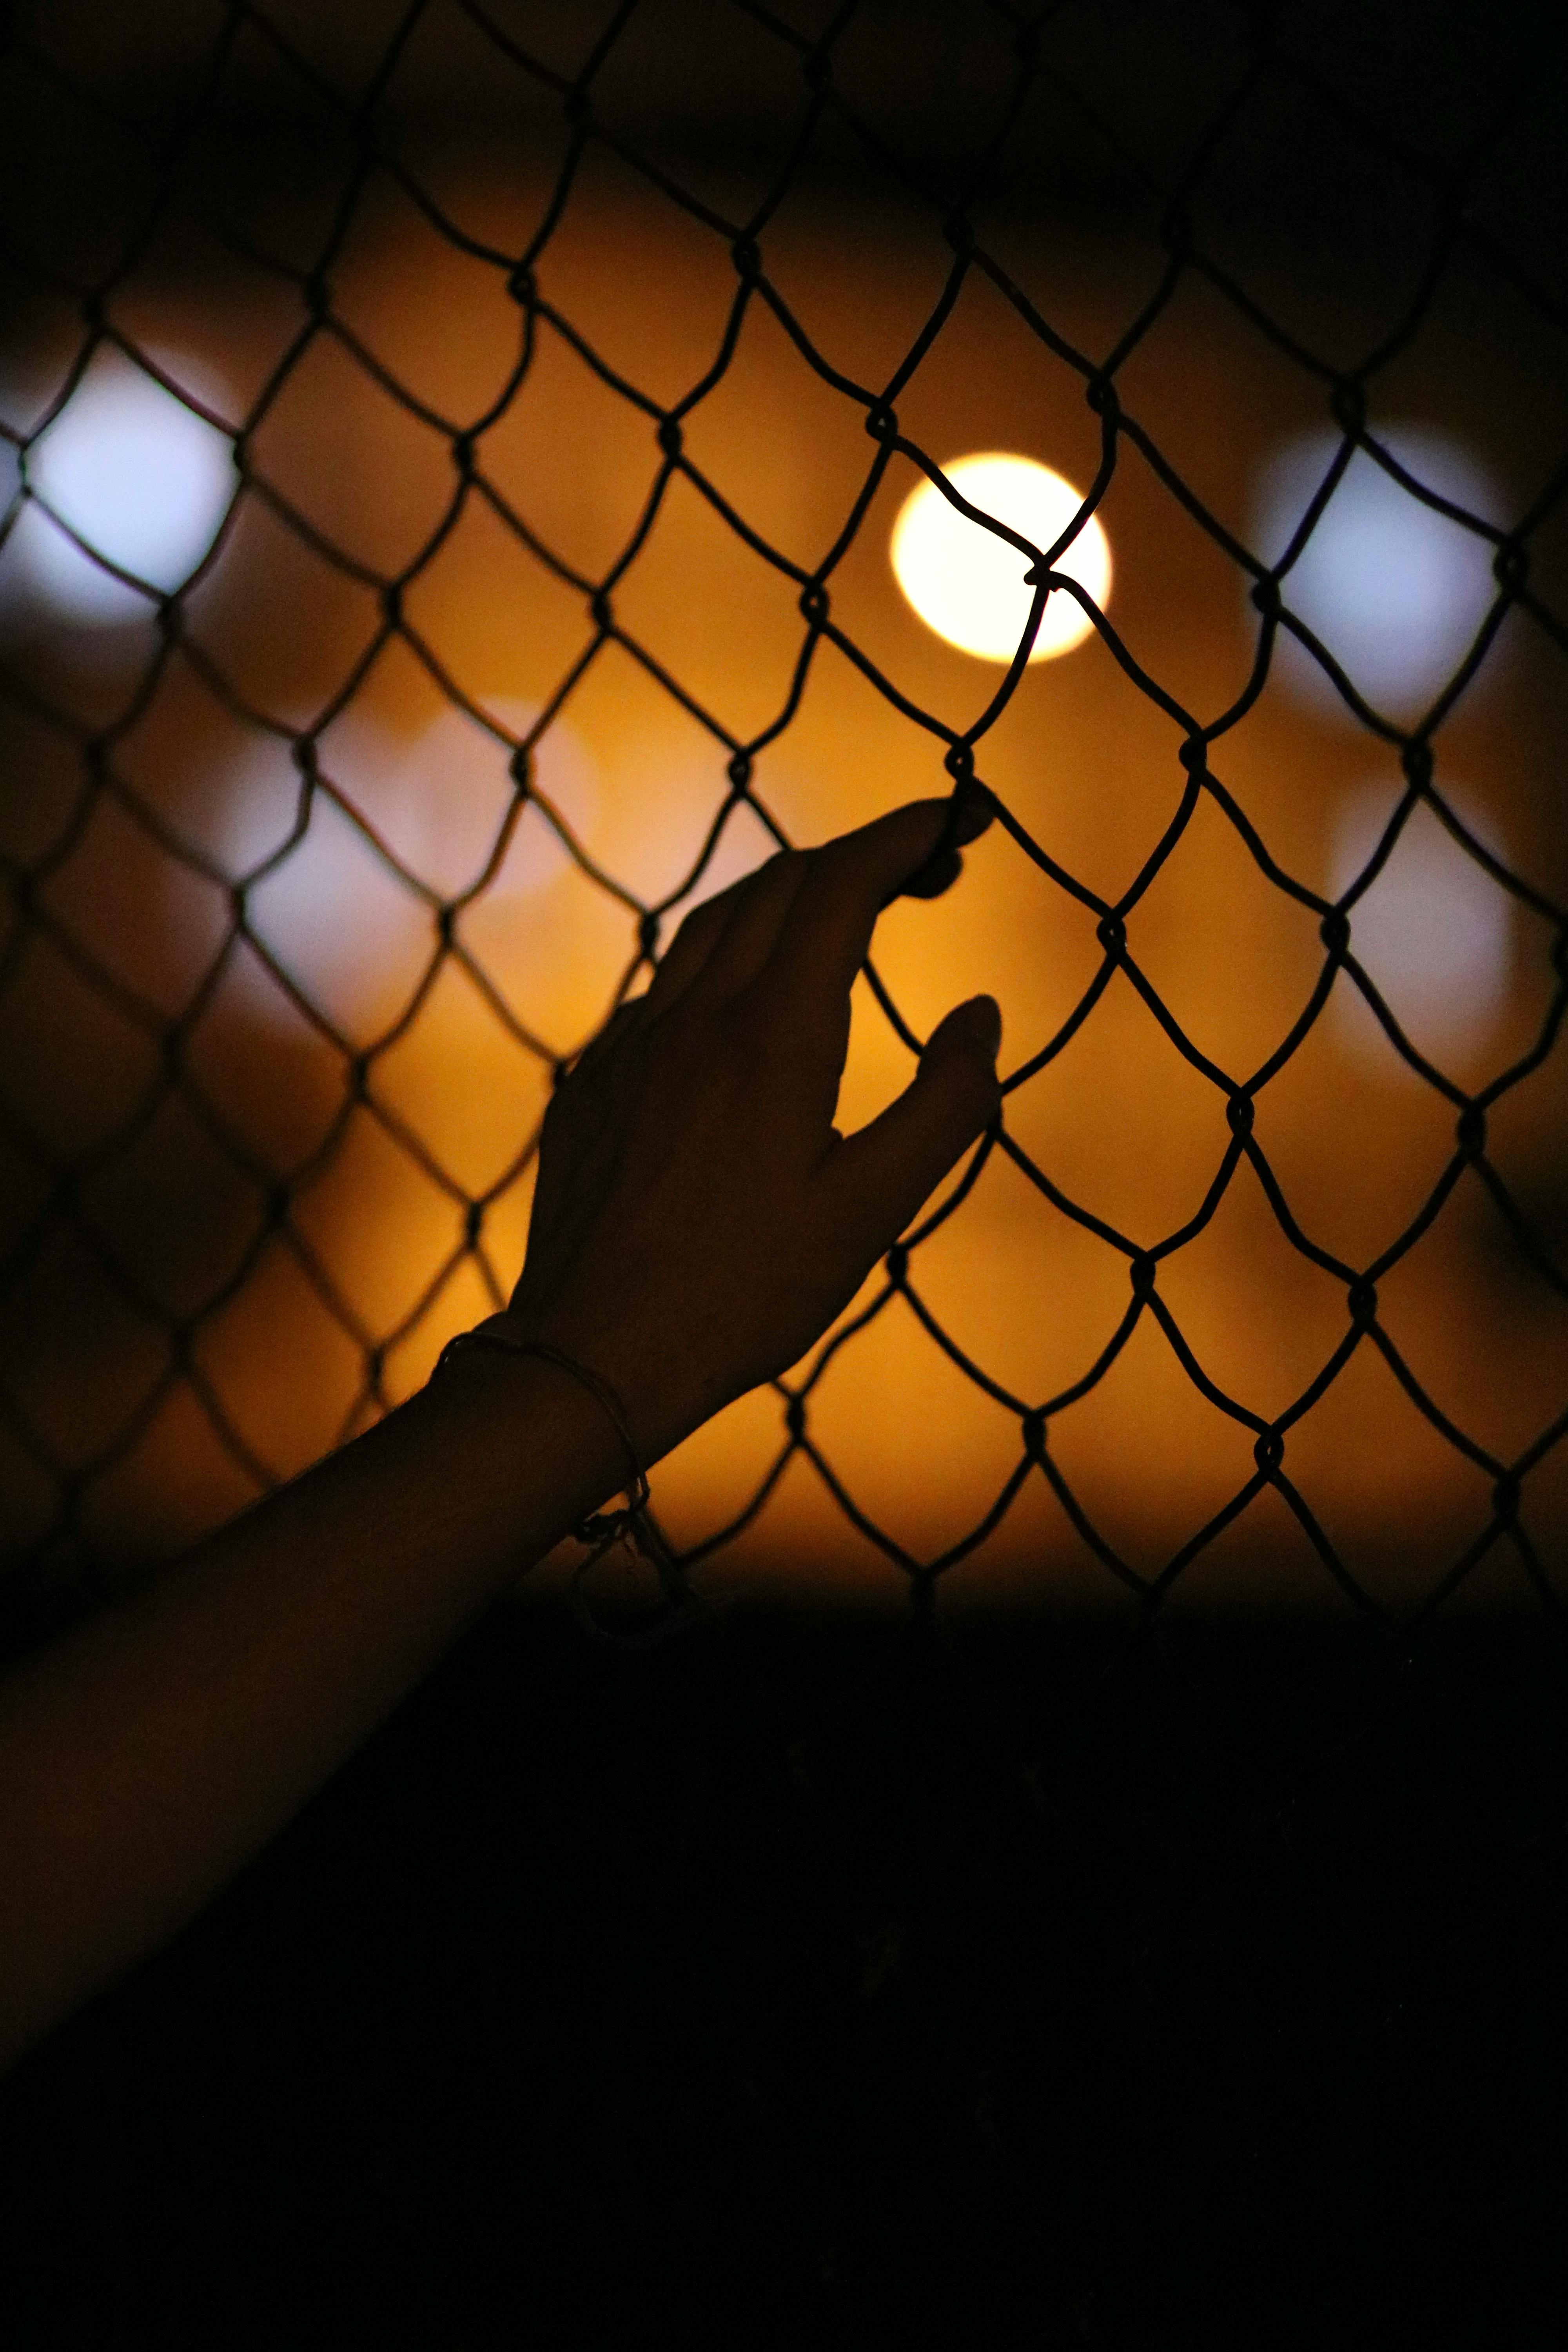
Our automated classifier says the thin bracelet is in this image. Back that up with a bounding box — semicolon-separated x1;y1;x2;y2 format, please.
432;1325;652;1545
433;1323;691;1647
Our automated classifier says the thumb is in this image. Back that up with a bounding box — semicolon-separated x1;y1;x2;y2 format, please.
831;995;1002;1248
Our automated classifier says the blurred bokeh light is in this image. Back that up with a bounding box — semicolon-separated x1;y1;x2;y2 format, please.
2;347;235;627
889;452;1110;662
1250;428;1510;721
211;702;602;1040
1329;786;1515;1068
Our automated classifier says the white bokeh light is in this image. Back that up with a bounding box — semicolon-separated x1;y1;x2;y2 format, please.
1330;783;1513;1067
891;452;1111;663
1252;426;1506;721
216;701;599;1033
2;347;235;625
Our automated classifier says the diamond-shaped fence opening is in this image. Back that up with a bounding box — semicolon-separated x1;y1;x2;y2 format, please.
0;0;1565;1644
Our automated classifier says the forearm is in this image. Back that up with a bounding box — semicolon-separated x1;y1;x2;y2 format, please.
0;1348;621;2074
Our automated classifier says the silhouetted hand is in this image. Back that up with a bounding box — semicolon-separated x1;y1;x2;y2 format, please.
503;796;1002;1463
0;794;1001;2075
0;797;1004;2067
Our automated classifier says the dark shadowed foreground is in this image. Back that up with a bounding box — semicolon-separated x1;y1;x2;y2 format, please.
2;1596;1564;2345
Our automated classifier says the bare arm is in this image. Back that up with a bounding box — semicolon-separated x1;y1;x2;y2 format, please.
0;795;999;2074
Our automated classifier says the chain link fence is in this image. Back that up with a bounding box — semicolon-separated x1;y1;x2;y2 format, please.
1;0;1565;1637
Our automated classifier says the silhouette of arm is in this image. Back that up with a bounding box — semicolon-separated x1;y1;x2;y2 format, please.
0;795;999;2074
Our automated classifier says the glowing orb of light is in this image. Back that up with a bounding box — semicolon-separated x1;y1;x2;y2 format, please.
1251;427;1506;721
7;347;235;625
1330;782;1513;1066
890;452;1111;663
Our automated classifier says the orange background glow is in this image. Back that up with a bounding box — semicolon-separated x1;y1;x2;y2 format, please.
2;161;1565;1616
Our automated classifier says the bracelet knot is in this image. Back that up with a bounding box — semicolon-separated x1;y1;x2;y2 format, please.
433;1325;687;1641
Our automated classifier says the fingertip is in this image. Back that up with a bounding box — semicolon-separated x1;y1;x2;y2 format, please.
953;784;996;847
894;845;963;903
882;788;994;902
955;991;1002;1062
835;991;1000;1237
922;993;1002;1089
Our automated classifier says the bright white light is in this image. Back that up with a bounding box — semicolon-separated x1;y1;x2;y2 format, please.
1252;427;1506;720
218;701;599;1033
891;452;1111;663
4;347;234;624
1330;783;1513;1065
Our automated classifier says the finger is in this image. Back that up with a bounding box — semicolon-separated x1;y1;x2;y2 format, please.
884;784;994;908
760;798;958;1011
639;886;743;1022
684;846;812;1003
650;794;992;1022
828;995;1001;1254
899;846;962;900
641;835;806;1018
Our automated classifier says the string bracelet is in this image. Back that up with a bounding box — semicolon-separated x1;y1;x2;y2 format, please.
433;1325;653;1548
434;1324;690;1643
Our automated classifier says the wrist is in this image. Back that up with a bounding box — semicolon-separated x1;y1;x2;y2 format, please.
484;1305;682;1467
417;1327;631;1563
437;1318;649;1515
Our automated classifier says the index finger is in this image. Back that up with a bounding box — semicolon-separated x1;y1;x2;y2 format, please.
763;793;989;1007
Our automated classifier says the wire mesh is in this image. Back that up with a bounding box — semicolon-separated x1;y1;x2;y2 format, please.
1;0;1565;1630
